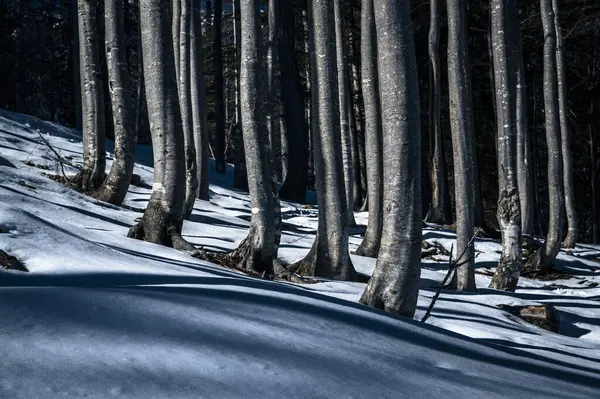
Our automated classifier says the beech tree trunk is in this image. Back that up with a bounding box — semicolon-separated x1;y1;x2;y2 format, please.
191;0;210;200
354;0;382;258
291;0;357;281
426;0;451;225
213;0;226;174
446;0;477;292
527;0;564;272
266;0;281;177
278;0;308;204
94;0;135;205
553;0;578;248
77;0;106;192
360;0;422;316
490;0;523;291
128;0;187;246
172;0;180;80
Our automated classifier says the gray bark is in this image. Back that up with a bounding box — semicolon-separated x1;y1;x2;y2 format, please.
266;0;280;177
334;0;356;226
446;0;477;291
179;0;199;218
191;0;210;200
94;0;135;205
527;0;564;272
360;0;422;316
355;0;382;258
233;0;241;126
172;0;180;80
77;0;106;191
490;0;523;291
213;0;226;174
291;0;357;281
128;0;186;246
553;0;577;248
426;0;451;225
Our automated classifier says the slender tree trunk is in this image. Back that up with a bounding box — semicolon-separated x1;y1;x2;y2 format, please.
172;0;180;80
354;0;382;258
333;0;356;226
278;0;308;204
72;0;82;130
94;0;135;205
233;0;241;126
128;0;187;247
490;0;523;291
447;0;477;292
191;0;210;200
553;0;577;248
77;0;106;192
360;0;422;316
266;0;281;177
526;0;564;272
590;99;598;243
213;0;226;174
426;0;451;225
291;0;357;281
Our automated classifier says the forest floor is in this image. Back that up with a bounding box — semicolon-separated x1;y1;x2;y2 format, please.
1;109;600;398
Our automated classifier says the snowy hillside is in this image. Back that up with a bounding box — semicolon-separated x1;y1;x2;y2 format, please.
1;109;600;398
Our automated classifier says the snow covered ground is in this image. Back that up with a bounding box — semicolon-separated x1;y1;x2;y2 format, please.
1;109;599;398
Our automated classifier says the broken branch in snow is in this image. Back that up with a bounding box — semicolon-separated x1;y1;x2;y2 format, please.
35;129;72;183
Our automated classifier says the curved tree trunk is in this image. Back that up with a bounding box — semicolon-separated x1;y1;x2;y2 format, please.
77;0;106;192
553;0;577;248
490;0;523;291
354;0;382;258
526;0;564;272
94;0;135;205
291;0;357;281
191;0;210;200
278;0;308;204
128;0;186;246
213;0;226;174
360;0;422;316
446;0;477;292
179;0;199;218
426;0;451;225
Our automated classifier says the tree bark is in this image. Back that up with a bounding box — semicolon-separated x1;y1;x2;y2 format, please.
291;0;357;281
426;0;452;225
72;0;83;130
266;0;281;178
278;0;308;204
553;0;577;248
354;0;382;258
94;0;136;205
233;0;241;126
590;99;598;243
191;0;210;200
77;0;106;192
172;0;180;80
360;0;422;316
447;0;477;292
526;0;564;272
490;0;523;292
213;0;226;174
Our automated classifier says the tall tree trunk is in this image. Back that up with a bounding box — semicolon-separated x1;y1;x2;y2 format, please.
334;0;356;226
590;99;598;243
278;0;308;204
94;0;136;205
426;0;451;225
447;0;477;292
354;0;382;258
213;0;226;174
291;0;357;281
360;0;422;316
179;0;199;218
266;0;281;177
172;0;180;80
77;0;106;192
553;0;577;248
490;0;523;292
526;0;564;272
191;0;210;200
233;0;241;126
72;0;82;130
128;0;187;247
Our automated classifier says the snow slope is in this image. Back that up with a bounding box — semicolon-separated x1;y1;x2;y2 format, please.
1;110;599;398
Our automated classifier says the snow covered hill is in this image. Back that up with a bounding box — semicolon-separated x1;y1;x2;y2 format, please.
1;110;600;398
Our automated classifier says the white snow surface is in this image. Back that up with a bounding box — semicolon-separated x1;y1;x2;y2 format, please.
1;110;600;398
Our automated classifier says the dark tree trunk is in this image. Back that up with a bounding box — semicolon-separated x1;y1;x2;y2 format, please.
94;0;136;205
266;0;281;178
233;0;241;126
426;0;452;225
191;0;210;200
278;0;308;204
591;99;598;243
446;0;477;291
360;0;422;316
354;0;382;258
291;0;357;281
213;0;226;174
72;0;82;130
77;0;106;191
490;0;523;292
14;0;24;113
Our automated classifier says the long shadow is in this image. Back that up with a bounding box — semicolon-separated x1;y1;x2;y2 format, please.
187;213;248;230
483;338;600;365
